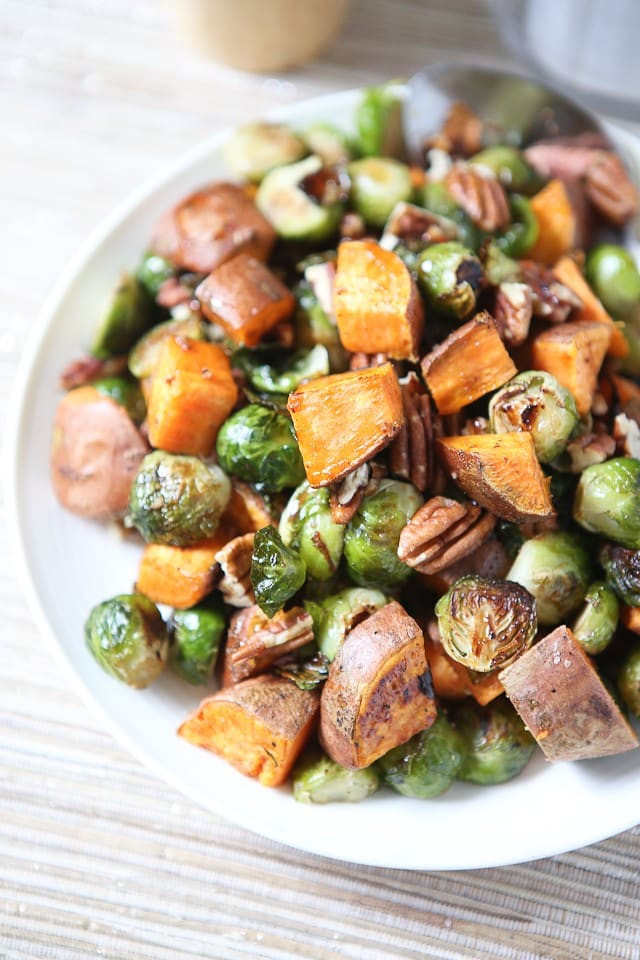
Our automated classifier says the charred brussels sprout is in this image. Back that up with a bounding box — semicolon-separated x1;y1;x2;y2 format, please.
128;314;205;380
136;252;176;298
416;242;484;320
224;122;307;182
489;370;579;463
91;272;151;359
585;244;640;321
377;714;464;799
571;582;619;655
305;587;387;661
507;531;591;626
293;750;380;803
234;344;329;396
470;146;543;195
435;575;537;672
356;81;406;158
481;239;520;285
348;157;413;228
274;651;329;690
216;404;305;493
574;458;640;549
600;543;640;605
170;601;226;684
129;452;230;546
250;526;307;618
256;156;345;242
618;644;640;716
495;195;538;258
85;593;169;688
454;698;536;785
344;480;423;589
93;375;146;423
279;481;344;581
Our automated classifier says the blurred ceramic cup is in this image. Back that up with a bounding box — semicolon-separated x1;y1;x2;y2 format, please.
169;0;352;72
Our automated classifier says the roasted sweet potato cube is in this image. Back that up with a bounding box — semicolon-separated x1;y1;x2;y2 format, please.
437;432;554;523
320;601;437;768
528;179;576;264
225;481;276;534
421;311;516;415
178;676;319;786
531;319;612;416
500;625;638;761
334;240;424;361
147;336;238;455
287;362;403;487
196;253;295;347
135;529;232;609
424;620;504;705
621;606;640;635
553;256;628;358
151;182;276;274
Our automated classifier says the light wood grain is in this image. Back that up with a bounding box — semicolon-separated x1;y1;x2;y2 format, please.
2;1;640;958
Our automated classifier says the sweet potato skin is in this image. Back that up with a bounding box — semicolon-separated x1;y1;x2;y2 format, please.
500;625;638;761
320;601;437;768
528;179;576;264
178;676;319;786
334;240;424;361
553;256;628;358
51;386;148;519
287;362;403;487
531;319;612;416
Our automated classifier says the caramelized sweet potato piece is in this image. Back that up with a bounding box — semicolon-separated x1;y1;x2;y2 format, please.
421;311;516;415
334;240;424;361
500;625;638;761
178;676;319;786
196;253;295;347
620;606;640;635
151;182;276;274
223;605;314;683
135;529;232;609
612;374;640;410
528;179;576;264
320;601;437;768
424;620;504;706
531;320;612;416
51;386;148;519
437;432;554;523
287;363;403;487
225;481;276;534
553;256;628;358
147;336;238;455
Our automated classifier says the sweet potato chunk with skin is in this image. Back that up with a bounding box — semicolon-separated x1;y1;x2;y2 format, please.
553;256;628;358
500;625;638;761
334;240;424;361
528;179;576;264
531;320;612;416
437;433;554;523
178;676;319;786
320;601;437;769
424;621;504;705
196;253;295;347
151;183;276;274
288;363;403;487
136;530;232;609
147;336;238;455
421;311;516;415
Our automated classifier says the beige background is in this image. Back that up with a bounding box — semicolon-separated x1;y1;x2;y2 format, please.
2;1;640;958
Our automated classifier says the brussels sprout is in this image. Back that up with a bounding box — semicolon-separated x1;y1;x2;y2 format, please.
216;404;305;493
620;321;640;377
481;239;520;285
435;575;537;671
585;244;640;321
274;650;330;690
507;531;591;626
293;750;380;803
305;587;387;661
489;370;579;463
233;344;329;395
454;698;535;785
571;582;619;655
470;146;543;194
128;314;205;380
224;122;307;182
304;123;354;166
356;81;406;158
420;181;481;249
599;543;640;605
170;600;226;684
85;593;169;688
294;279;348;372
91;273;151;359
136;252;176;299
416;241;484;320
129;452;230;546
279;481;344;581
574;458;640;549
495;195;538;258
250;526;307;618
93;375;146;423
343;480;423;589
347;157;413;228
256;156;345;241
618;644;640;716
377;714;464;799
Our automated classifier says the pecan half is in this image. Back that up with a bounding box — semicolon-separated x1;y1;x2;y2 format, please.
519;261;582;324
427;101;484;158
225;604;314;682
389;374;435;493
398;496;496;574
215;532;255;607
585;151;639;226
445;164;510;231
493;281;533;346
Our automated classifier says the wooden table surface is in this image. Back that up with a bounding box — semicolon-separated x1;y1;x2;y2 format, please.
3;2;640;958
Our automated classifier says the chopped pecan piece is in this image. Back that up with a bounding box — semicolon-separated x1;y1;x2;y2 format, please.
339;211;367;240
349;351;393;371
461;416;489;436
493;281;533;346
398;495;496;574
215;532;255;607
519;261;582;323
225;604;314;682
155;277;194;309
613;413;640;459
304;260;336;321
428;101;484;158
444;164;510;231
562;431;616;473
329;463;370;525
382;201;457;248
585;151;639;225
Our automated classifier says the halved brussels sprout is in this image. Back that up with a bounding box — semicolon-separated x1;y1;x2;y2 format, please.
454;698;536;785
585;244;640;321
216;404;305;493
571;582;619;655
377;713;464;799
85;593;169;688
129;452;230;546
506;531;591;626
256;155;345;241
274;650;329;690
618;644;640;716
170;600;226;684
250;526;307;618
224;122;307;182
136;252;176;299
489;370;579;463
435;575;537;672
128;313;205;380
91;273;151;359
279;481;345;581
304;123;354;166
305;586;387;661
293;750;380;803
233;344;329;395
600;543;640;606
356;81;406;158
93;375;146;423
470;146;543;195
416;241;484;320
574;458;640;549
348;157;413;228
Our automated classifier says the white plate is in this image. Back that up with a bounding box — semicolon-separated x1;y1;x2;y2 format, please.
7;88;640;871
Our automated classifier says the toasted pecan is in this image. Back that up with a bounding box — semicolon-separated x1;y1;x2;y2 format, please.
215;532;255;607
398;495;496;574
225;605;314;682
445;164;510;231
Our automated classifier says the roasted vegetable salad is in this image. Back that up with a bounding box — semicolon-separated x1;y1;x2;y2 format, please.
52;82;640;803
